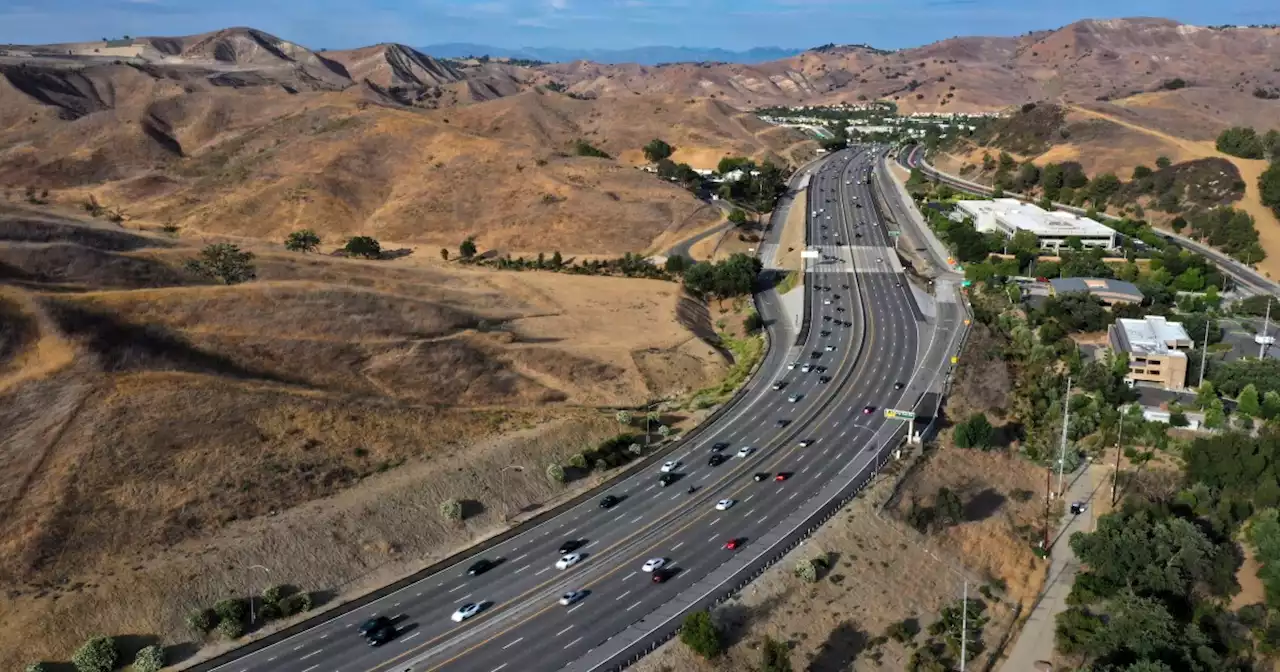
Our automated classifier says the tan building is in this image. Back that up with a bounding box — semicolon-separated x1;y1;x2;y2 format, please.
1048;277;1144;306
1108;316;1194;390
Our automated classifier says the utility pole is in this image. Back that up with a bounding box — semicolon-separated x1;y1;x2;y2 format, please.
1112;410;1125;506
958;580;969;671
1199;317;1211;389
247;564;270;625
1056;376;1072;497
1260;297;1274;359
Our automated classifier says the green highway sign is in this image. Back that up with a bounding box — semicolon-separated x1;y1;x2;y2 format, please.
888;230;901;237
884;408;916;420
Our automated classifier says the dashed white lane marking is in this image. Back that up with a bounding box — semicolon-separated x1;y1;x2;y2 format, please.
448;584;464;593
535;567;551;576
670;494;681;501
616;590;633;601
557;625;575;637
788;492;798;501
513;553;527;563
568;603;585;614
627;600;643;611
710;517;721;525
400;631;421;643
502;637;524;650
514;565;529;574
645;484;655;492
631;515;645;523
456;593;471;603
759;515;769;524
565;636;584;649
745;494;755;503
301;666;318;672
671;542;684;551
624;571;636;580
708;533;719;542
293;645;304;651
491;665;508;672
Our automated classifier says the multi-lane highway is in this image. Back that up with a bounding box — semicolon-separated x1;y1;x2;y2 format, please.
200;146;946;672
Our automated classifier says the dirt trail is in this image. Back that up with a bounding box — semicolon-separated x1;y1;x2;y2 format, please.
1067;105;1280;279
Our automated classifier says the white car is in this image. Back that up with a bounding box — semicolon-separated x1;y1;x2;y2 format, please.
559;590;586;606
715;499;736;511
823;299;832;305
642;558;666;573
787;394;800;403
451;603;481;622
556;553;583;570
876;258;882;263
736;446;754;458
787;361;798;370
660;460;680;473
801;364;812;373
825;345;836;352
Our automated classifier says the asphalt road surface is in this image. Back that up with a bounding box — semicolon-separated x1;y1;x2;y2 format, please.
206;146;929;672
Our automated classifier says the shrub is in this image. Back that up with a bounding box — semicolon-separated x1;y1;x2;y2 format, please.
343;236;382;259
25;664;51;672
679;611;723;658
760;636;793;672
262;584;289;605
615;410;632;425
132;645;164;672
574;139;610;158
459;237;477;259
886;618;920;643
794;559;819;583
281;592;313;616
1216;126;1266;159
284;229;321;253
213;598;248;626
217;617;245;639
568;453;588;469
72;636;118;672
186;243;255;284
187;608;217;633
546;463;566;484
257;601;283;621
440;498;462;522
642;138;674;162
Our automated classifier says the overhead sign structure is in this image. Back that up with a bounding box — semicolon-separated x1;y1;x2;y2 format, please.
884;408;916;420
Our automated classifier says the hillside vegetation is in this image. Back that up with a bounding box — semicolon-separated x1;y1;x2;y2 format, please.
0;205;735;670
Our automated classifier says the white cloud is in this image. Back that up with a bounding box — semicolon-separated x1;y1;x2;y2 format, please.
547;0;568;9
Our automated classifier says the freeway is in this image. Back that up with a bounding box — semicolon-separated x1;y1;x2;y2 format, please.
898;145;1280;297
202;146;936;672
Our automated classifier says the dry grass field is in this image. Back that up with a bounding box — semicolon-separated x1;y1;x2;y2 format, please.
0;204;735;669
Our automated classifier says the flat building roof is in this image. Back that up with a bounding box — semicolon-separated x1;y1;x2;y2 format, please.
1112;316;1191;359
955;199;1116;239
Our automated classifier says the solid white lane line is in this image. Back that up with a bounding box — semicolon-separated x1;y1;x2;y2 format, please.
502;637;524;650
616;590;633;601
565;636;584;649
557;625;575;637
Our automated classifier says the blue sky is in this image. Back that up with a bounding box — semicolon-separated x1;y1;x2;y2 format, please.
2;0;1278;51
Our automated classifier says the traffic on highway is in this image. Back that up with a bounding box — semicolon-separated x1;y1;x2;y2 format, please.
201;146;935;672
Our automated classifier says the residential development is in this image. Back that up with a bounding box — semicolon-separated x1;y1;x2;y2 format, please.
1108;316;1194;390
952;198;1117;251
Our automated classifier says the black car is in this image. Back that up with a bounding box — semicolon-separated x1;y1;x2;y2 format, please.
775;419;791;428
753;473;770;482
842;284;850;289
894;382;905;390
708;454;727;467
467;559;495;576
822;315;832;322
815;366;828;373
651;568;672;583
559;539;584;554
599;494;620;509
659;473;678;487
818;376;832;384
360;616;396;646
819;330;831;337
711;441;730;452
810;351;822;359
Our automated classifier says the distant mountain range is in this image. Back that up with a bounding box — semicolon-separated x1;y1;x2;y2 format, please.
417;43;805;65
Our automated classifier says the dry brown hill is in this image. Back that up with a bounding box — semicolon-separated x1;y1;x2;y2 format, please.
540;18;1280;122
0;203;730;669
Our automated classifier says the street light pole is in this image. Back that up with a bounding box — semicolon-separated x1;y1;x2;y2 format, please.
247;565;270;625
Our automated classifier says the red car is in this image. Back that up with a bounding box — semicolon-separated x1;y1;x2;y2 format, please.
723;539;740;551
775;473;789;482
862;406;875;415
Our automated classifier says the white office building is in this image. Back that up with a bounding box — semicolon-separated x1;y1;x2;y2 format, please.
953;198;1117;251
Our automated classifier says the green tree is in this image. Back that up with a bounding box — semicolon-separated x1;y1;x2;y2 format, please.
1155;155;1172;169
664;254;688;274
574;139;610;158
1260;160;1280;219
25;664;52;672
683;261;716;296
642;138;674;162
71;636;118;672
1171;216;1187;233
343;236;382;259
284;229;321;253
727;208;749;226
546;463;566;484
981;152;996;172
760;636;793;672
1204;399;1226;429
1239;383;1262;417
187;608;216;633
459;237;477;259
1016;162;1040;191
998;151;1016;172
679;611;723;658
1131;165;1153;180
550;250;563;268
1216;126;1266;159
1264;390;1280;419
954;413;994;449
132;645;165;672
186;243;256;284
1195;381;1217;409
